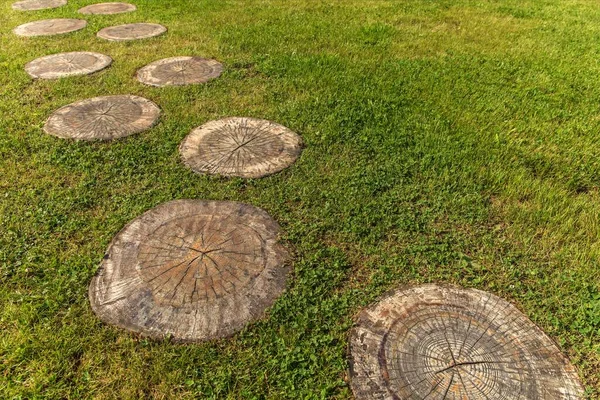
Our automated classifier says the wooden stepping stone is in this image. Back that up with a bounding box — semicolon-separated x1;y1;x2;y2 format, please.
348;284;584;400
14;19;87;37
12;0;66;11
97;23;166;41
25;52;112;79
180;117;303;179
44;95;160;141
136;56;223;87
78;2;135;14
89;200;290;342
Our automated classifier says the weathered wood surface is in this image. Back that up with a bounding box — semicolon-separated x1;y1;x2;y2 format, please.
180;117;303;179
13;19;87;37
136;56;223;87
44;95;160;141
89;200;290;342
348;284;584;400
97;23;167;41
12;0;66;11
78;2;135;14
25;52;112;79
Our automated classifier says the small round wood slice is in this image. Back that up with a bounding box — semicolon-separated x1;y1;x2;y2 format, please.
97;23;166;41
12;0;66;11
25;52;112;79
44;95;160;141
13;19;87;37
78;2;135;14
348;284;584;400
136;56;223;87
180;117;303;178
89;200;291;342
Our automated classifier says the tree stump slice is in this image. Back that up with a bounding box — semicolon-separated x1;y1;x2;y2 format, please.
180;117;303;179
78;2;135;14
44;95;160;141
25;52;112;79
97;23;167;41
348;284;584;400
13;19;87;37
136;56;223;87
89;200;290;342
12;0;66;11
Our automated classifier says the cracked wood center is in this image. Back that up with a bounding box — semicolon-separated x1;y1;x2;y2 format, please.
97;23;167;41
180;117;303;178
44;95;160;141
25;52;112;79
13;19;87;37
89;200;290;342
348;284;584;399
136;56;223;87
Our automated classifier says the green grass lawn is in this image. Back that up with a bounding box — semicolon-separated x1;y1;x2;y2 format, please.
1;0;599;398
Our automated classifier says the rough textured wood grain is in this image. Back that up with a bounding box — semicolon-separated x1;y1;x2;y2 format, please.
97;23;167;41
349;284;584;400
78;2;135;14
44;95;160;141
13;19;87;37
89;200;290;342
12;0;66;11
180;117;303;179
25;52;112;79
136;56;223;87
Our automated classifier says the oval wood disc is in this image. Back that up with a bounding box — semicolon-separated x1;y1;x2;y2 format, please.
180;117;303;178
44;95;160;141
78;2;135;14
97;23;167;41
12;0;66;11
25;52;112;79
89;200;290;342
13;19;87;37
136;56;223;87
349;284;584;400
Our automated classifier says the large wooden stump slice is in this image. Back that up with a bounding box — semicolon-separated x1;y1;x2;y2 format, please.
44;95;160;141
12;0;66;11
13;19;87;37
349;284;584;400
25;52;112;79
97;23;167;41
136;56;223;87
180;117;303;178
78;2;135;14
89;200;290;342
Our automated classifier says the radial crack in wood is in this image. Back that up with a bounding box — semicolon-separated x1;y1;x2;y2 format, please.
44;95;160;141
13;19;87;37
25;52;112;79
180;117;303;178
12;0;66;11
89;200;291;342
97;23;167;41
136;56;223;87
78;2;135;14
348;284;584;400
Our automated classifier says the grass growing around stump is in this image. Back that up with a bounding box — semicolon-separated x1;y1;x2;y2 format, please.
1;0;599;398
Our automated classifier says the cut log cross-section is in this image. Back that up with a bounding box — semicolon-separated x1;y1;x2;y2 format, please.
97;23;167;41
44;95;161;141
13;19;87;37
89;200;290;342
78;2;136;14
25;52;112;79
136;56;223;87
348;284;584;400
180;117;303;178
12;0;66;11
